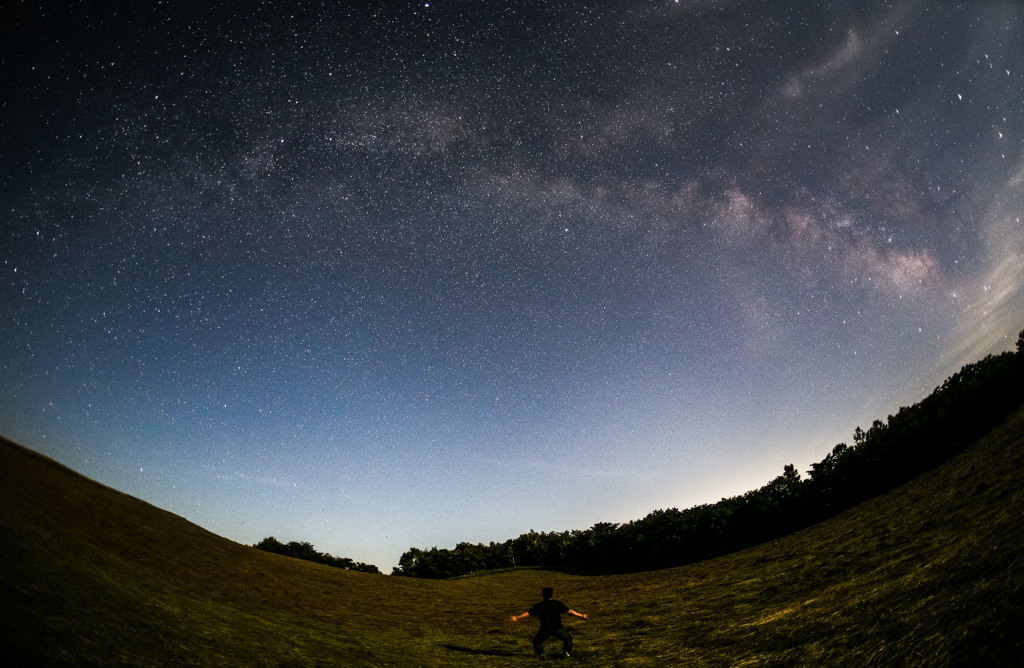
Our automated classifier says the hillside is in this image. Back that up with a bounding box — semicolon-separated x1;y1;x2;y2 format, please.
2;403;1023;666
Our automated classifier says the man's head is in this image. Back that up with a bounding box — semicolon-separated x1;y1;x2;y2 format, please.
542;587;554;600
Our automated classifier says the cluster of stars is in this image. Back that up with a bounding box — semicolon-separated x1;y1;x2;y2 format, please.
1;1;1022;571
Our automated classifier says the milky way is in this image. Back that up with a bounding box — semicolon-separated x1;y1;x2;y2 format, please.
2;1;1022;570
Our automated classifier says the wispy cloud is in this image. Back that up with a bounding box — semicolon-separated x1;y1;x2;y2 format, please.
780;2;915;101
942;180;1024;369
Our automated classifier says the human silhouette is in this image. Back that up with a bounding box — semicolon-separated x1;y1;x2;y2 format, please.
511;587;589;659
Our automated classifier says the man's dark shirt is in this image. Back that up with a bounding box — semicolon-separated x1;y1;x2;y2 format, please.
528;598;570;630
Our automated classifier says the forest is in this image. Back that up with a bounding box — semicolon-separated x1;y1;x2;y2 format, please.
391;330;1024;578
253;536;380;573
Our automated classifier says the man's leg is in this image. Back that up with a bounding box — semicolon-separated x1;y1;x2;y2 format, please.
532;629;552;657
555;628;573;656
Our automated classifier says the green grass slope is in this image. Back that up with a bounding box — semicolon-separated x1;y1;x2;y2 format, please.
2;405;1023;667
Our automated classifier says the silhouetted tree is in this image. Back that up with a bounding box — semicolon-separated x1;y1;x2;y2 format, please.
254;537;379;573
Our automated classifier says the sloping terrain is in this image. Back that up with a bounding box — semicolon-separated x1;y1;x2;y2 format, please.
2;405;1023;666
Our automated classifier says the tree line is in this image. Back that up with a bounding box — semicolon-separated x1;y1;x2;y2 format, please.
392;330;1024;578
253;537;380;573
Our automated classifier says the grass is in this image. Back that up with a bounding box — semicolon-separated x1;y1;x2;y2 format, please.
2;404;1023;666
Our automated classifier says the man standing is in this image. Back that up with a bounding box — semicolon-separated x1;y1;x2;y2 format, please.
512;587;589;659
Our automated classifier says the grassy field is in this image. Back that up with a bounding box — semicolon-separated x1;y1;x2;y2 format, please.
2;405;1023;666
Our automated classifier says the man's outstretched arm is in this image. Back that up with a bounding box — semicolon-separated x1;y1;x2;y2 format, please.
567;609;589;620
511;612;531;623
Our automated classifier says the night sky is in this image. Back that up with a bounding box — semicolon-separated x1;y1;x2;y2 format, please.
3;1;1022;572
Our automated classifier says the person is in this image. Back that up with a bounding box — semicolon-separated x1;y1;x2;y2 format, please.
511;587;589;659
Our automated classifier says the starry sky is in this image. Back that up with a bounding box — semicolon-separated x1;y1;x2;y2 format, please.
2;1;1022;572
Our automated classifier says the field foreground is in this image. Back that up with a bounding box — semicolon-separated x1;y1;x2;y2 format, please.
2;406;1023;666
